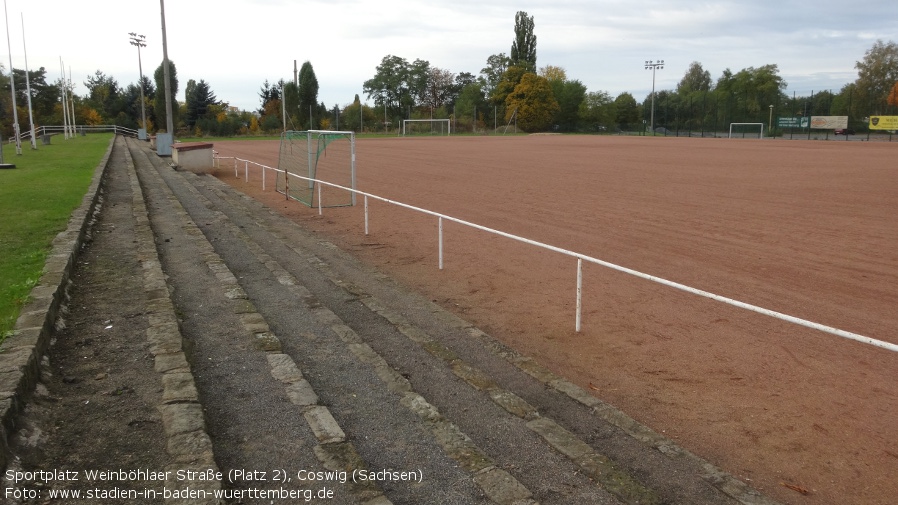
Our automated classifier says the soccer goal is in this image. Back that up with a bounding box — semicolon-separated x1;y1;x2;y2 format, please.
728;123;765;139
276;130;356;208
402;119;451;136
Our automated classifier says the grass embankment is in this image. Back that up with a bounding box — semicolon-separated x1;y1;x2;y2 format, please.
0;133;112;339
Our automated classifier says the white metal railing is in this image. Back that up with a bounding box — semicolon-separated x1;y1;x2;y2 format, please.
9;125;139;143
212;152;897;354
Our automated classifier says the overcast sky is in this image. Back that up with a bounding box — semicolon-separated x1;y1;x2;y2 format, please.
6;0;896;112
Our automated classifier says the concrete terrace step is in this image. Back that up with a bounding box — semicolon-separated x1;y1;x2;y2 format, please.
128;139;778;505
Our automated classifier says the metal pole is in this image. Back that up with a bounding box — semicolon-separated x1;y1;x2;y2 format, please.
160;0;174;136
129;33;147;131
575;259;583;332
4;0;22;154
21;14;36;149
59;57;69;139
364;195;369;235
438;217;444;270
68;66;76;136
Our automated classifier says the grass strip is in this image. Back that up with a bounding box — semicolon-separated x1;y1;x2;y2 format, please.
0;133;113;338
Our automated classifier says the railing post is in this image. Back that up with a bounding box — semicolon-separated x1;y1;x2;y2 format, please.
364;195;369;235
262;165;266;191
317;183;322;215
576;259;583;332
438;217;444;270
245;160;249;182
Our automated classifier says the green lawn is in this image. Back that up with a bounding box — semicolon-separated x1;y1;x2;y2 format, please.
0;133;113;339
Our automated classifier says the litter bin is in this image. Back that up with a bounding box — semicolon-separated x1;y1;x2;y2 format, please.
41;134;51;145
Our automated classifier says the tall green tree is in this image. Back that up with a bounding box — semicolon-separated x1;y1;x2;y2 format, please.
298;61;320;129
510;11;537;73
185;79;218;130
613;92;640;131
153;60;179;132
677;61;712;94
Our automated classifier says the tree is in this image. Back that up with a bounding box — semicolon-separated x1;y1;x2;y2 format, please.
491;65;528;108
714;64;786;123
363;55;405;123
258;79;281;115
84;70;122;120
538;65;566;82
888;81;898;108
854;39;898;114
551;79;587;131
448;72;477;109
282;81;300;128
298;61;319;129
505;73;558;132
153;60;179;132
341;94;378;132
422;67;455;110
454;82;488;131
579;90;614;131
480;53;511;98
677;61;712;94
11;67;58;124
613;92;640;131
185;79;218;130
510;11;537;73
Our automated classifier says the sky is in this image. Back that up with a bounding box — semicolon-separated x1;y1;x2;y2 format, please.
5;0;897;113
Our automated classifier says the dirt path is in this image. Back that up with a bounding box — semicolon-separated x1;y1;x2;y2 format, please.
212;135;898;505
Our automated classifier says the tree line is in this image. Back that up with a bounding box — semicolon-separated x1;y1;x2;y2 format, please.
354;14;898;134
0;59;256;139
1;12;896;138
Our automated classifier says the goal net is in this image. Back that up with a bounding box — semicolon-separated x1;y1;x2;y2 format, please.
402;119;451;136
728;123;765;139
276;130;356;208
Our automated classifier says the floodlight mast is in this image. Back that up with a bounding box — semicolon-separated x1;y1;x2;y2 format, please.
645;59;664;135
129;32;147;131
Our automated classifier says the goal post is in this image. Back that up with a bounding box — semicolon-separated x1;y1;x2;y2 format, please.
402;119;451;136
728;123;765;139
277;130;356;208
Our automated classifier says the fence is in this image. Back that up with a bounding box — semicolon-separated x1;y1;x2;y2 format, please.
212;152;896;354
7;125;139;144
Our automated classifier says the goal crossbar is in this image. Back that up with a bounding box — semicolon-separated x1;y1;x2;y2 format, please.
728;123;765;139
402;119;451;136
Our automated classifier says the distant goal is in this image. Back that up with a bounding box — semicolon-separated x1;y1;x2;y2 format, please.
728;123;765;139
402;119;451;136
276;130;356;208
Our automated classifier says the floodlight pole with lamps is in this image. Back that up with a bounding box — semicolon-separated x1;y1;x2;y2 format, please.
129;33;147;132
645;60;664;135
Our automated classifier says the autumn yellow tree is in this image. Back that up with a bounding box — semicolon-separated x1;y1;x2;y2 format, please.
505;73;559;132
888;81;898;107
